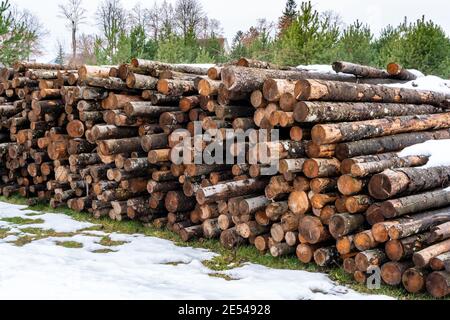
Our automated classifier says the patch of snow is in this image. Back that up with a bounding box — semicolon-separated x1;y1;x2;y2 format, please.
0;202;392;300
297;64;336;74
399;139;450;168
175;64;214;69
387;75;450;95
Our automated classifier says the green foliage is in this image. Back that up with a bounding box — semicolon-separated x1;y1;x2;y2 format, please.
373;17;450;77
334;20;375;65
55;42;65;65
130;25;158;60
0;0;39;65
274;1;340;66
278;0;297;35
156;34;189;63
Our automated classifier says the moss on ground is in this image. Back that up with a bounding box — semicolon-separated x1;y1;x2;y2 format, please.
56;241;84;249
99;236;128;247
0;194;446;300
1;217;44;225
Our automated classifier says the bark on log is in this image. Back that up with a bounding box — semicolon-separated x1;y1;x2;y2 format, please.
332;61;390;78
294;101;438;123
387;207;450;240
413;239;450;268
312;113;450;145
295;79;447;107
221;66;356;94
381;189;450;220
355;249;387;272
196;177;269;205
369;167;450;200
329;213;365;239
335;129;450;160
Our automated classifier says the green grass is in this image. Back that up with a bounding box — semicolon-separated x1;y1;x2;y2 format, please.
1;217;44;225
0;227;11;239
99;236;128;247
92;249;117;254
0;194;445;300
56;241;84;249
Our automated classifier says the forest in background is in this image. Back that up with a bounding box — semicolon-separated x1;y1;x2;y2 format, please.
1;0;450;78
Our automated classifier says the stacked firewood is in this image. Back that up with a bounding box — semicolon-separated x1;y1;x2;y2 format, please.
2;58;450;298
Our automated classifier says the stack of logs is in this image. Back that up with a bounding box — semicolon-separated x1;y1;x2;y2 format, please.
1;58;450;298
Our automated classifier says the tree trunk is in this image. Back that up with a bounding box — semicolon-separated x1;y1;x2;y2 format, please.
295;79;447;107
196;177;269;205
385;232;431;262
426;271;450;298
402;268;429;293
329;213;365;239
312;113;450;145
381;261;414;286
298;215;332;244
413;239;450;268
332;61;390;78
387;63;417;81
355;249;387;272
381;189;450;219
350;155;429;177
369;167;450;200
294;101;438;123
387;207;450;240
335;129;450;160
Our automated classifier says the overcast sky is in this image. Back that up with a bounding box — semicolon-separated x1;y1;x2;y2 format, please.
13;0;450;62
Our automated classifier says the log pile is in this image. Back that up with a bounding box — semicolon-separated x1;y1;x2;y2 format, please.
1;59;450;298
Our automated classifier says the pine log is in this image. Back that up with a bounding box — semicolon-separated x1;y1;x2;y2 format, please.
350;155;429;177
329;213;365;239
429;222;450;243
196;177;269;205
413;239;450;268
295;79;447;107
298;215;332;244
387;63;418;81
355;249;387;272
294;101;438;123
402;268;429;293
381;189;450;220
312;113;450;145
387;207;450;240
221;66;356;94
381;261;414;286
369;167;450;200
335;129;450;160
332;61;390;78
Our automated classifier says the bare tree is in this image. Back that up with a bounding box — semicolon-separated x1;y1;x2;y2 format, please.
8;5;47;60
77;33;97;64
198;17;223;39
58;0;87;59
174;0;204;39
96;0;126;60
129;2;146;29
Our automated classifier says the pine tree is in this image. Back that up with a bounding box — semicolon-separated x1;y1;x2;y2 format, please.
55;41;65;65
278;0;297;35
274;1;340;66
0;0;39;65
335;20;374;65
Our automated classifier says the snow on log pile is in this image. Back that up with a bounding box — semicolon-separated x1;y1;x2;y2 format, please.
1;58;450;298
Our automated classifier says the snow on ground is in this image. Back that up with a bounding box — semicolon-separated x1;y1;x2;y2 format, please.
0;202;392;300
388;75;450;95
399;139;450;168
